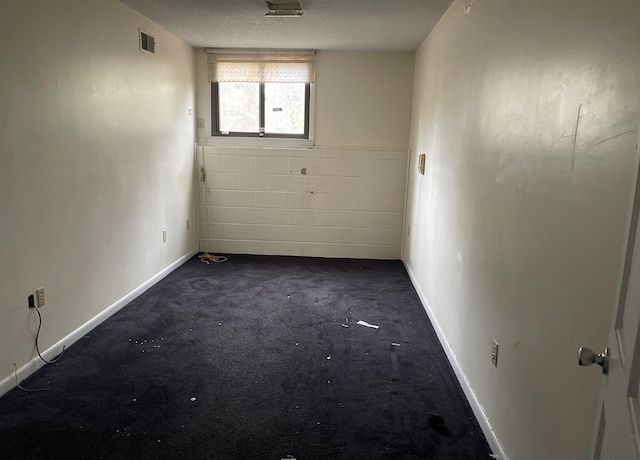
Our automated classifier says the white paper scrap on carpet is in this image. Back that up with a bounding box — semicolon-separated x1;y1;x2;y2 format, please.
357;320;379;329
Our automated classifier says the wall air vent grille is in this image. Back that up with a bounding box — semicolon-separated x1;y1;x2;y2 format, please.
139;29;155;54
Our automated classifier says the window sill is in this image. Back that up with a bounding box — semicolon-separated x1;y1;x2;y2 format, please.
202;136;314;148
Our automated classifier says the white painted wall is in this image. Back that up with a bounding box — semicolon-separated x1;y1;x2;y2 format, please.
0;0;196;390
194;51;414;259
313;51;414;150
404;1;640;459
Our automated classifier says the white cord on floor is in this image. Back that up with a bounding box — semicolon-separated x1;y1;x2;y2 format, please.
13;363;48;392
198;253;228;264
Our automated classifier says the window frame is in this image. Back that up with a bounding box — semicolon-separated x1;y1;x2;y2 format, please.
211;82;311;139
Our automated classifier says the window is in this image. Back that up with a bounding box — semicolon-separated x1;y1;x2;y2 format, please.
207;49;315;139
212;82;310;138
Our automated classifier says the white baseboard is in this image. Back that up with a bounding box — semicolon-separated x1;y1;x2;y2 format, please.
0;250;197;398
403;260;508;460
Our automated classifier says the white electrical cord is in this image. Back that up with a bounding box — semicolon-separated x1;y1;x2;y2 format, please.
198;144;227;265
198;253;228;264
12;363;48;392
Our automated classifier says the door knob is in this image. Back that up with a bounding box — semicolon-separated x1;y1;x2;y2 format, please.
578;347;609;374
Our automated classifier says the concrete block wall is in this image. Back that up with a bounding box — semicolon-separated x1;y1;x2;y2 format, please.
196;145;407;259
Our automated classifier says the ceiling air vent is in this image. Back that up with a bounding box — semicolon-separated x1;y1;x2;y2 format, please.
139;29;155;54
264;1;303;18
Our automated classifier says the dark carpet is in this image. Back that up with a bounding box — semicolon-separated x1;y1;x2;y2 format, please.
0;255;491;459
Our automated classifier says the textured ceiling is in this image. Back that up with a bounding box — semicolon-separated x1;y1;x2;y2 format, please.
120;0;454;51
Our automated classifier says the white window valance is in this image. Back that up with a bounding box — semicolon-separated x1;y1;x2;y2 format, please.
206;49;315;83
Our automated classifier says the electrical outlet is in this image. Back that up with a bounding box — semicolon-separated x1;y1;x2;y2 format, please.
36;287;45;307
491;340;499;367
163;230;167;242
197;118;205;129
